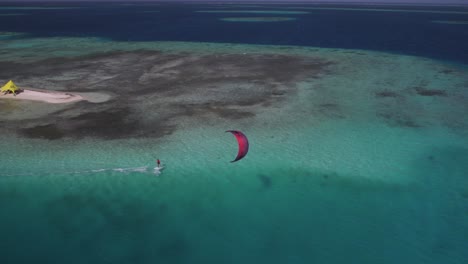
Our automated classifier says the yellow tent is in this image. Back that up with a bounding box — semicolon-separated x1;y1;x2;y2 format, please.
1;80;19;95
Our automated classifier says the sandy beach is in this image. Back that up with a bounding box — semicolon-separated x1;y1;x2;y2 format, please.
0;88;110;104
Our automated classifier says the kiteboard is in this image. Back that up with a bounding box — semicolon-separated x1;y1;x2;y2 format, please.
154;166;164;175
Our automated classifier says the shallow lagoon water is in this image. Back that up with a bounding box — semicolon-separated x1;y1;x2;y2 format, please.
1;2;468;264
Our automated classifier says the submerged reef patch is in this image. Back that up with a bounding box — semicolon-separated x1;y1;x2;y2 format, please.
0;7;82;10
2;39;467;139
432;20;468;25
414;87;447;97
293;7;468;15
0;13;26;16
2;49;332;140
377;112;419;128
0;31;27;40
375;91;400;98
197;10;309;15
220;17;297;22
20;124;65;140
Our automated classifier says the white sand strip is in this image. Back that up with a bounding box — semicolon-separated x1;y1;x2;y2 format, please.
0;88;110;104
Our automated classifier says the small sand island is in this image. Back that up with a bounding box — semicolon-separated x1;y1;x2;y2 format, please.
1;80;110;104
2;88;84;104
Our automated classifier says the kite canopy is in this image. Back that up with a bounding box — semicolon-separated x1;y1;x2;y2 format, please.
226;130;249;162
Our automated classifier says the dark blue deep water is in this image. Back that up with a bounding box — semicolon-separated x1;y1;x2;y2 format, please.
1;2;468;63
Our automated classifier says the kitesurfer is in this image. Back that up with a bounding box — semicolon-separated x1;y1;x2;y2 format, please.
157;159;161;168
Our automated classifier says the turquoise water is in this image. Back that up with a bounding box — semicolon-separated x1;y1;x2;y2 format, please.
2;118;467;263
1;2;468;263
2;53;468;262
2;41;468;262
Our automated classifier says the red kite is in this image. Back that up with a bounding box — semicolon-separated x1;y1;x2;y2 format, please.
226;130;249;162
